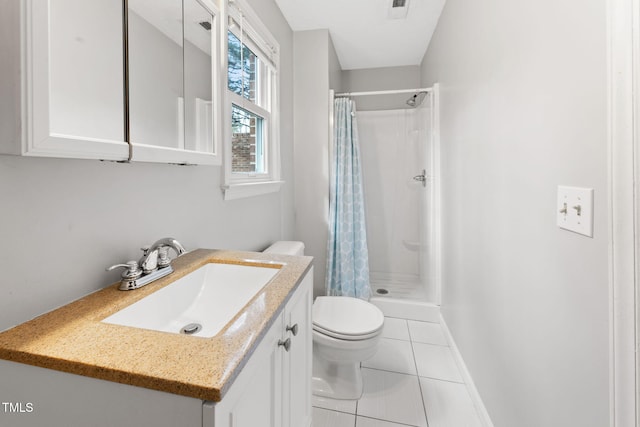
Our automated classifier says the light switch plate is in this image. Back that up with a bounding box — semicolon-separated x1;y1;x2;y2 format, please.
557;186;594;237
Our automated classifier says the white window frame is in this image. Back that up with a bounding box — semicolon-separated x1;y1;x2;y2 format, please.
222;0;282;200
229;94;271;175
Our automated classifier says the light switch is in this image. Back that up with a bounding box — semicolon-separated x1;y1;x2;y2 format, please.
557;186;594;237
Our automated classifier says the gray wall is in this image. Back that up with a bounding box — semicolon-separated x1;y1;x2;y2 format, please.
328;36;343;93
420;0;609;425
293;29;342;297
293;29;330;297
0;0;294;331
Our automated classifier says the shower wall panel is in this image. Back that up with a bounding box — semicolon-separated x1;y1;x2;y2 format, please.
358;108;431;299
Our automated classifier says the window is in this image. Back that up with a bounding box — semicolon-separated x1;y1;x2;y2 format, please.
231;105;265;173
223;0;281;200
228;31;258;104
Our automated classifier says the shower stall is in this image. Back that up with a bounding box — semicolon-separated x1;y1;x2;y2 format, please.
331;85;441;316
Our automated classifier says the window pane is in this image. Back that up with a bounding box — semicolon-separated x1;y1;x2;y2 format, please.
227;31;259;103
231;104;265;173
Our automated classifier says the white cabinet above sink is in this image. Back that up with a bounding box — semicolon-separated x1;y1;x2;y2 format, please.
0;0;129;161
0;0;221;165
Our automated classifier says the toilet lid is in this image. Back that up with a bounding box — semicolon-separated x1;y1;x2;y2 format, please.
313;296;384;338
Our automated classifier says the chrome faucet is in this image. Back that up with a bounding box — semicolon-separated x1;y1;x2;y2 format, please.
107;238;187;291
138;237;187;273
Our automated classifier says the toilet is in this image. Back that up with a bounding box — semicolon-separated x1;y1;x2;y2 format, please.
264;241;385;400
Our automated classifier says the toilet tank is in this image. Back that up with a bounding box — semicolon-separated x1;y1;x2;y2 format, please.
263;241;305;256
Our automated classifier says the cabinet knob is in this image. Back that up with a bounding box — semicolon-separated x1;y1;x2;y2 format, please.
278;338;291;352
286;323;299;336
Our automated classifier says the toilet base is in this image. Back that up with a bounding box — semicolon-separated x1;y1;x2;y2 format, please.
311;352;364;400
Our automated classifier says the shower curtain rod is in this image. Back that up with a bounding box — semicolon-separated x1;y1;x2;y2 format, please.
334;87;432;97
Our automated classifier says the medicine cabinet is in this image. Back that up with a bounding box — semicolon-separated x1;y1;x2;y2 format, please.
0;0;221;165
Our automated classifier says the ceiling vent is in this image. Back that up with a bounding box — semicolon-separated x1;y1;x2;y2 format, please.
388;0;409;19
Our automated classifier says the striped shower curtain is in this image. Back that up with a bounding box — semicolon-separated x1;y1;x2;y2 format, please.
325;97;371;300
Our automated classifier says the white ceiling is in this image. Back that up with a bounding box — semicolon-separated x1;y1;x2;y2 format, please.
274;0;446;70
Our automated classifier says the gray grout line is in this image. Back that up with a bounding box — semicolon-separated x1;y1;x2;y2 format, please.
416;379;431;427
360;365;417;377
418;375;465;385
356;414;420;426
409;329;431;427
380;337;411;342
407;320;415;343
312;405;357;416
412;341;449;347
360;366;417;377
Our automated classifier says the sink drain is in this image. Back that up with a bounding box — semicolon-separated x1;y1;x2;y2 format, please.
180;323;202;335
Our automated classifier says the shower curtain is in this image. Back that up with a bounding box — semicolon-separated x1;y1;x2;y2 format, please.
326;97;371;300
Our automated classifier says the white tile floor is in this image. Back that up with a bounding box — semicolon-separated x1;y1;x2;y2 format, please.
312;317;483;427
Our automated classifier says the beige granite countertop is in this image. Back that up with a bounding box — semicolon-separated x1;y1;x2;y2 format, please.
0;249;313;402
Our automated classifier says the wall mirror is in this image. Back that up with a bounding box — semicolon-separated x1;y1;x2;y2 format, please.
128;0;184;150
127;0;219;164
183;0;215;153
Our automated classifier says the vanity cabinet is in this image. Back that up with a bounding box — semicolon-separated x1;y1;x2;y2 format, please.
282;268;313;427
0;268;312;427
203;267;312;427
0;0;220;165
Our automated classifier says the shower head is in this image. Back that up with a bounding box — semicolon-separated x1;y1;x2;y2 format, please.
406;91;428;108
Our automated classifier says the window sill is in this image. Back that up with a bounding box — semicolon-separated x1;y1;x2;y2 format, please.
221;180;284;200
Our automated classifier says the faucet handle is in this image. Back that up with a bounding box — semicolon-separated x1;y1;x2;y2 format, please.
157;246;171;269
140;250;158;274
106;261;143;280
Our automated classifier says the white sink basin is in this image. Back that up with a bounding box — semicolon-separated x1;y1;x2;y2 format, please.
102;262;280;338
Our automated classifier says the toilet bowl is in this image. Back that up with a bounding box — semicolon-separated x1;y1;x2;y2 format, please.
311;296;384;399
263;241;385;400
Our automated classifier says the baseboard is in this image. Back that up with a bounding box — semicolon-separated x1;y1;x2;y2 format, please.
439;314;495;427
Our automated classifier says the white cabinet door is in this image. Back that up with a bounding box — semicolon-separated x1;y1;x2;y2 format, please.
127;0;221;165
21;0;129;160
203;269;313;427
204;312;284;427
283;269;313;427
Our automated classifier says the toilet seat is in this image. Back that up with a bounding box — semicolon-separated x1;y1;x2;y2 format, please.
313;296;384;341
313;324;381;341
